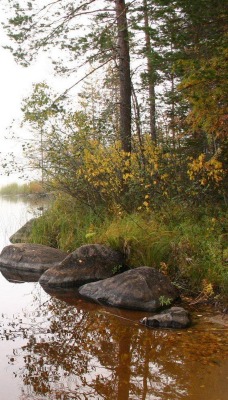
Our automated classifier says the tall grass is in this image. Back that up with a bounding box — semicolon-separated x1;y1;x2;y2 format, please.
30;193;228;302
30;194;105;249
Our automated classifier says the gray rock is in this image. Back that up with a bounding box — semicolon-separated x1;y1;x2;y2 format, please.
79;266;179;312
140;307;191;329
9;218;36;243
39;244;125;287
0;243;67;273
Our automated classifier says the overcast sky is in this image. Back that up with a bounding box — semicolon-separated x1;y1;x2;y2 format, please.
0;13;54;186
0;8;78;187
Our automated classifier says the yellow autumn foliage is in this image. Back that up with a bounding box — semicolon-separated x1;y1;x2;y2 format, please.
51;134;226;213
70;137;182;212
188;153;225;186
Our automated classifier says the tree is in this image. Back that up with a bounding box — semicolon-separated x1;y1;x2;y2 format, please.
78;66;120;143
154;0;228;150
3;0;132;153
20;82;63;185
3;0;227;204
142;0;156;143
115;0;132;153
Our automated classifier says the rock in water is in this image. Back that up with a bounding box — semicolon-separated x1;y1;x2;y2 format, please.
79;266;179;312
9;218;36;243
140;307;191;329
39;244;125;287
0;243;67;273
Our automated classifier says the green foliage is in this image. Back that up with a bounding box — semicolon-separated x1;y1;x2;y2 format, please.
159;296;172;307
170;214;228;294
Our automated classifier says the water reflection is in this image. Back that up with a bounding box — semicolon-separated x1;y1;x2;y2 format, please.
1;283;227;400
0;193;50;207
0;266;42;283
6;299;182;399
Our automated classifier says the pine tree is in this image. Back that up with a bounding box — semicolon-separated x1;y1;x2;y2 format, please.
3;0;132;152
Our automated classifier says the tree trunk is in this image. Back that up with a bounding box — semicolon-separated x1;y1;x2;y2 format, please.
115;0;132;153
132;84;146;170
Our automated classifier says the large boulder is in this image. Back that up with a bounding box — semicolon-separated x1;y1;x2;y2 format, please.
140;307;191;329
0;243;67;273
79;266;179;312
9;218;36;243
39;244;125;287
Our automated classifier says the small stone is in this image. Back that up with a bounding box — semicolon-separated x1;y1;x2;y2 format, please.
140;306;191;329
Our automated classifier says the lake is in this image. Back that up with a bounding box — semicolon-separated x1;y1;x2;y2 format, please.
0;196;227;400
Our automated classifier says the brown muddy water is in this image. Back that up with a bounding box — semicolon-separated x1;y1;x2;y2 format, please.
0;196;228;400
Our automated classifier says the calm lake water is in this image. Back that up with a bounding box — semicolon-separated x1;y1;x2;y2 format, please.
0;196;227;400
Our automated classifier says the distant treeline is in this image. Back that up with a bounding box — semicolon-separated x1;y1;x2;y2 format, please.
0;181;43;196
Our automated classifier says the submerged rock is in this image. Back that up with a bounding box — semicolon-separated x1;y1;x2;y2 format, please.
0;243;67;273
39;244;125;287
79;266;179;312
9;218;36;243
140;307;191;329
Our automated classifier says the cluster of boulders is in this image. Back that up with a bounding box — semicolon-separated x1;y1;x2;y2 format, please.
0;223;191;329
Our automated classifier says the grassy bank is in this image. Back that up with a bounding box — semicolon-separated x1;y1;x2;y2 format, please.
29;193;228;305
